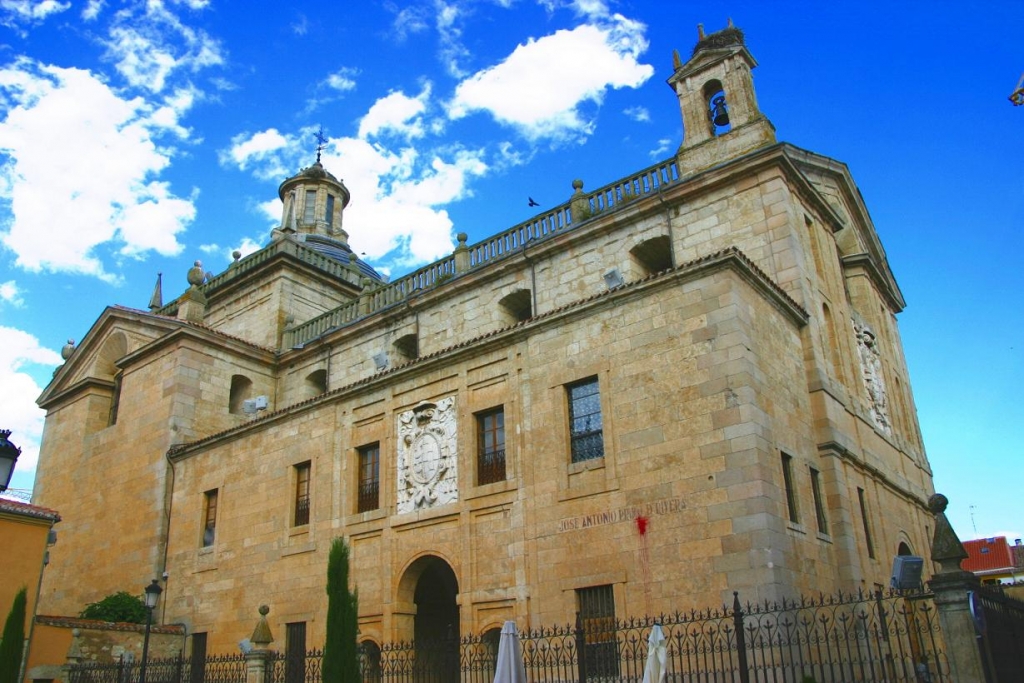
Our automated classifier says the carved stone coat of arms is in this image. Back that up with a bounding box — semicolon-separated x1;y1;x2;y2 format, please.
396;397;458;513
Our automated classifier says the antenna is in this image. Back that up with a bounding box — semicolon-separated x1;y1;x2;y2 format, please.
970;505;978;534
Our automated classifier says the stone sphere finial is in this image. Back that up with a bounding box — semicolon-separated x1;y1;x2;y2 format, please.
456;232;468;244
928;493;948;515
61;339;76;360
259;604;269;616
187;260;205;286
572;179;584;192
232;250;242;262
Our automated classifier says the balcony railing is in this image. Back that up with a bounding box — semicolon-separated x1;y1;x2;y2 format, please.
294;494;310;526
357;480;379;513
477;448;506;485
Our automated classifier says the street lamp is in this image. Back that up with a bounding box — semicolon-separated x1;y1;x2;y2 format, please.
139;579;163;683
0;429;21;493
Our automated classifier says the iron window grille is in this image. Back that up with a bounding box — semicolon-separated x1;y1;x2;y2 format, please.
577;584;618;678
568;378;604;463
284;622;306;683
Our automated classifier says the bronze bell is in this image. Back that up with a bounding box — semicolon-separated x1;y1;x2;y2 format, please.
711;95;730;127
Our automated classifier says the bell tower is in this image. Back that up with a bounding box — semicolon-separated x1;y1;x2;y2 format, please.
668;20;775;175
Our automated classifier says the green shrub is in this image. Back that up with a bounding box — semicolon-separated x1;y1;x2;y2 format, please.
0;587;28;683
80;591;148;623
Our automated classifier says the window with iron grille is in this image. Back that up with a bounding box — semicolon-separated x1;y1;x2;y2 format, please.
358;443;380;512
285;622;306;683
781;453;799;523
189;633;207;683
567;377;604;463
294;462;310;526
577;585;618;678
810;467;828;534
202;489;218;547
476;407;505;485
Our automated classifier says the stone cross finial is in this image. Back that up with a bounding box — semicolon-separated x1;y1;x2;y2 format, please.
250;605;274;647
929;493;968;573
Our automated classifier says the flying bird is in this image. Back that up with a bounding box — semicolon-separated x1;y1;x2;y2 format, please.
528;197;539;207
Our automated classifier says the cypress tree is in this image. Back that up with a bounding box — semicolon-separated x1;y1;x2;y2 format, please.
0;587;28;683
322;537;359;683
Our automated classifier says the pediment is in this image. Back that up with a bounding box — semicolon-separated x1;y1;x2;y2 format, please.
784;145;906;311
668;45;757;85
38;307;182;408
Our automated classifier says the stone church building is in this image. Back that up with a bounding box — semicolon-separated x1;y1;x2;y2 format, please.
33;23;935;656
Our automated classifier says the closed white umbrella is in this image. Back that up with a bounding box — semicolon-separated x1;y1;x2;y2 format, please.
493;620;527;683
642;624;667;683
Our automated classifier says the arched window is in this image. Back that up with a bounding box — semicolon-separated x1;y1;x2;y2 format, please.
359;640;381;683
305;369;327;397
498;289;532;323
629;235;673;276
703;79;731;135
229;374;253;415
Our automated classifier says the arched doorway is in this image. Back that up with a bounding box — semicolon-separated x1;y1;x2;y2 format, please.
398;555;460;681
412;557;459;641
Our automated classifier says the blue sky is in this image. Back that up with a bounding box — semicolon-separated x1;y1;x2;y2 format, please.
0;1;1020;546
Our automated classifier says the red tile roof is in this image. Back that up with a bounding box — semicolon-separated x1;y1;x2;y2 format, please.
0;497;60;522
962;536;1016;574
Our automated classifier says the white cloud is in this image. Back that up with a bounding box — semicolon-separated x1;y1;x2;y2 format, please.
448;17;653;142
223;120;488;272
0;61;196;279
649;137;672;159
435;1;470;77
102;0;224;94
0;0;70;29
0;326;63;487
0;280;23;306
390;4;429;40
358;85;432;140
325;68;358;93
81;0;103;20
624;105;649;122
226;129;290;165
198;237;262;264
291;13;308;35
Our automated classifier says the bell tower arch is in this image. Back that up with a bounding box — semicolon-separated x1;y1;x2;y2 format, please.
667;20;776;175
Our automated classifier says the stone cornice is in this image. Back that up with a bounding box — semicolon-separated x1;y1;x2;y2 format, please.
168;247;807;461
155;237;363;318
817;439;931;512
840;253;905;313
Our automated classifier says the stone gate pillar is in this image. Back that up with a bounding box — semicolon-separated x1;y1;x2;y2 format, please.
245;605;276;683
926;494;990;682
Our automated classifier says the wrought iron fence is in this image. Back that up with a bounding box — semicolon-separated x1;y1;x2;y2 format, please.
975;584;1024;683
68;653;247;683
67;589;948;683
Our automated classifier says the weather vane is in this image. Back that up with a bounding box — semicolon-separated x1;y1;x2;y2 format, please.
314;126;327;162
1010;73;1024;106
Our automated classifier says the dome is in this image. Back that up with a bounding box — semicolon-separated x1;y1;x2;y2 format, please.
304;234;384;283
